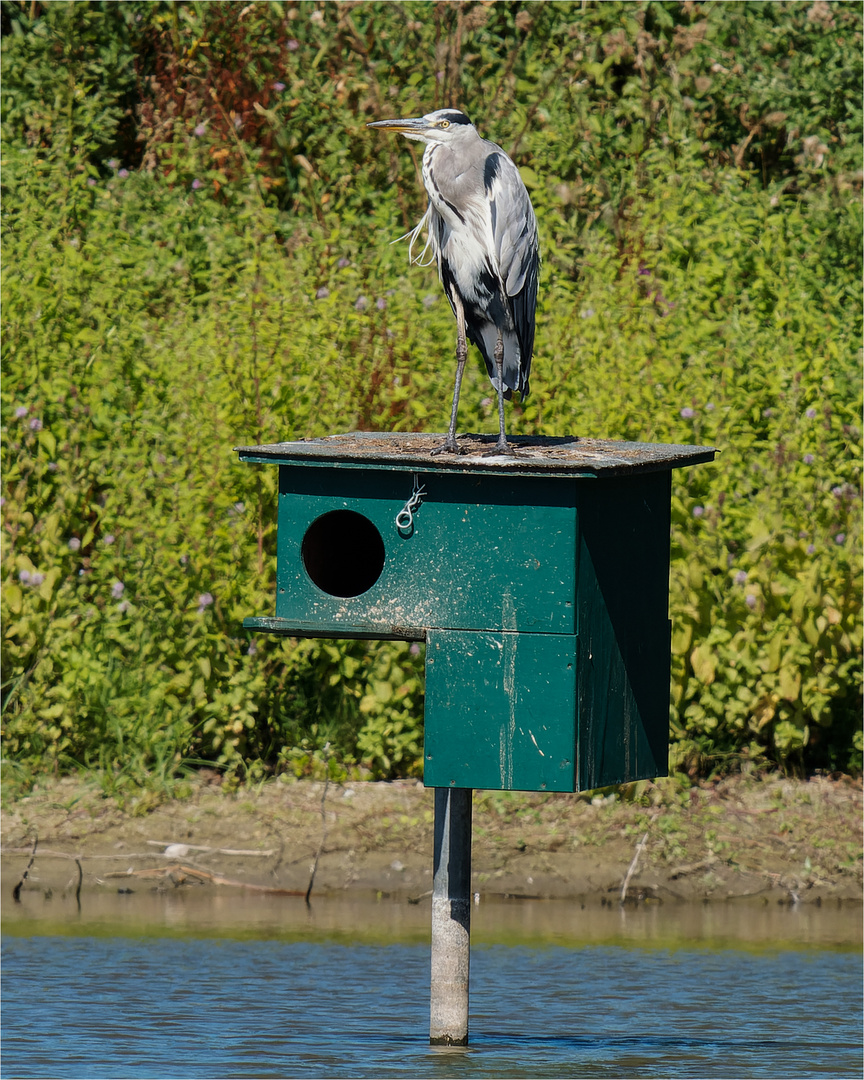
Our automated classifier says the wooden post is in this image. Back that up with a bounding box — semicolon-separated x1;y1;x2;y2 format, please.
430;786;473;1046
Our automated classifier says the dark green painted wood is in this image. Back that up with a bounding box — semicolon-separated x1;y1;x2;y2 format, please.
238;434;715;793
424;630;577;791
575;472;671;788
276;467;577;637
242;615;421;642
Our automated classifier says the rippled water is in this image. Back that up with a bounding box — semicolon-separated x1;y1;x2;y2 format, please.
2;893;861;1079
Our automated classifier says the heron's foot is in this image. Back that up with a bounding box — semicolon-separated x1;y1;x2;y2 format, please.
481;437;518;458
430;435;463;456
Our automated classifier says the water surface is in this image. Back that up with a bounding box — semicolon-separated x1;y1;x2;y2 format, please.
2;892;861;1079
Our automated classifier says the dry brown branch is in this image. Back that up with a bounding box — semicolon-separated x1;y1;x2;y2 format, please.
668;855;719;880
306;749;332;906
100;863;304;895
145;840;275;856
620;832;649;904
12;834;38;901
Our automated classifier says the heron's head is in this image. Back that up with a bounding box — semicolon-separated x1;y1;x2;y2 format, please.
367;109;476;146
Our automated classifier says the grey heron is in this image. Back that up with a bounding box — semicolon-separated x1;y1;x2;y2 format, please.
368;109;539;455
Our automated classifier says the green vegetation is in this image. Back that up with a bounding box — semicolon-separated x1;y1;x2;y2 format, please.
2;1;861;792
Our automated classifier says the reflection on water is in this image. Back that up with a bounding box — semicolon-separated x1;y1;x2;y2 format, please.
2;892;861;1079
3;887;861;951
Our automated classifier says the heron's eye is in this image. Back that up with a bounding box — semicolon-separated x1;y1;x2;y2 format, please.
438;120;450;129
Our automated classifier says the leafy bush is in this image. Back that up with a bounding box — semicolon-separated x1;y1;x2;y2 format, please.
1;0;861;785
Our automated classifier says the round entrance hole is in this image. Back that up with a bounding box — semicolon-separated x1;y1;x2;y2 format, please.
301;510;386;598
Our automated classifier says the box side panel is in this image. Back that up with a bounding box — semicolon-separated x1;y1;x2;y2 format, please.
423;629;577;792
275;467;577;636
576;472;671;787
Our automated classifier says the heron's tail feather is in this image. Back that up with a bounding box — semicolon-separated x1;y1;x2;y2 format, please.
472;324;530;399
392;207;435;267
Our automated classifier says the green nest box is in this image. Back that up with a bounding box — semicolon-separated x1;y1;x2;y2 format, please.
237;433;715;793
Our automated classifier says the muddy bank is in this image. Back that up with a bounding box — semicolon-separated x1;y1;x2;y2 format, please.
2;772;861;907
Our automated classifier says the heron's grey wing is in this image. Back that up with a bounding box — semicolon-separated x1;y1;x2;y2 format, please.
484;149;540;385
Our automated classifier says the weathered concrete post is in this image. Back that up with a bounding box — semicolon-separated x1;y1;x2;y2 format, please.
429;786;473;1046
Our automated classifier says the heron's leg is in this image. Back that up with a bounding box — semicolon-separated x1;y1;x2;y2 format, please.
431;294;468;456
493;330;509;454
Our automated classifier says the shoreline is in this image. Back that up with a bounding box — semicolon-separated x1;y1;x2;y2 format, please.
2;771;862;909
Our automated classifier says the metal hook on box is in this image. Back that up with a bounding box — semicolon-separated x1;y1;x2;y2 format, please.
396;474;426;534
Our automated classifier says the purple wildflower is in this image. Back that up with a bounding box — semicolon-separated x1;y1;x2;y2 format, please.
734;570;747;585
107;159;119;170
287;39;300;50
354;296;369;311
580;308;595;319
68;538;81;552
29;418;42;432
19;570;31;584
29;572;45;587
111;581;125;599
87;178;97;187
805;407;817;419
118;169;129;179
316;287;330;300
745;595;757;609
337;258;351;269
247;640;258;656
197;592;214;614
410;642;421;656
117;600;130;614
191;179;202;190
376;297;386;311
680;407;695;420
705;402;715;412
692;506;704;518
15;406;28;418
103;534;115;546
835;533;846;545
194;123;207;137
807;544;816;555
803;454;814;464
273;81;286;91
